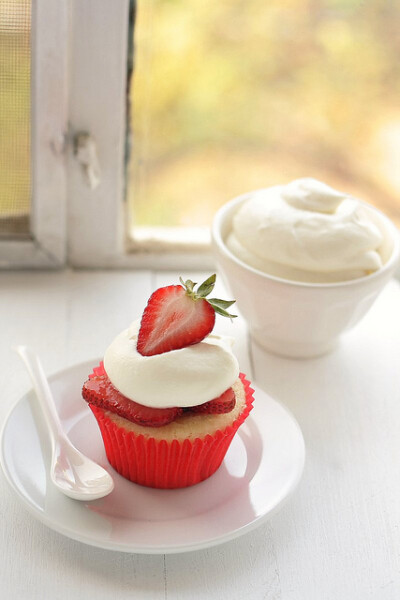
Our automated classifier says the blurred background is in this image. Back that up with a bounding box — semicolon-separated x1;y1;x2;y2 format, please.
1;0;400;240
128;0;400;229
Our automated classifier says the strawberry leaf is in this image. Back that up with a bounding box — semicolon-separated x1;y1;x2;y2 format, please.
209;304;238;319
207;298;237;319
208;298;236;309
196;274;216;297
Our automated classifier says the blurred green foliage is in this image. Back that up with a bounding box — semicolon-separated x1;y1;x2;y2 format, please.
129;0;400;227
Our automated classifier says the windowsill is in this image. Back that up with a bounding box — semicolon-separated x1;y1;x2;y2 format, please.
128;225;210;253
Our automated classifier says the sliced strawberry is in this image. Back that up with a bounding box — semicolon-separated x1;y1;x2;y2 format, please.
137;274;237;357
82;375;182;427
137;285;215;356
189;387;236;414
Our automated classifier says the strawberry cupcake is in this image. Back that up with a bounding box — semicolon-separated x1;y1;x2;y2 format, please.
82;275;254;489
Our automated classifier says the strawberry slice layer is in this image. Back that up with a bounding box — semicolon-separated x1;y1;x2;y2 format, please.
82;375;182;427
189;387;236;414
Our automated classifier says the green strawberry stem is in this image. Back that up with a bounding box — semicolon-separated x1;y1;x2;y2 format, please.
179;274;237;319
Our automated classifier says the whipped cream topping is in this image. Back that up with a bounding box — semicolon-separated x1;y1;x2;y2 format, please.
103;321;239;409
227;178;387;283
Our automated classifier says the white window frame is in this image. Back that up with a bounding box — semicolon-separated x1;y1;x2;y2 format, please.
0;0;68;269
1;0;213;271
66;0;213;270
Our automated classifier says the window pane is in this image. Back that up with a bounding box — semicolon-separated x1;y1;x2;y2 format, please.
128;0;400;232
0;0;31;237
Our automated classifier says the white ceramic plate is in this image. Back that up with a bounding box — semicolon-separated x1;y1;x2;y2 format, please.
0;359;305;554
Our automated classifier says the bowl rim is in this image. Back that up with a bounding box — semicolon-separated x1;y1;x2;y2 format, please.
211;189;400;290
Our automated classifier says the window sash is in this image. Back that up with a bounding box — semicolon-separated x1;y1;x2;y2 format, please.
66;0;213;270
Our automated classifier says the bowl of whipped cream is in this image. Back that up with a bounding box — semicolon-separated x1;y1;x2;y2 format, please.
212;178;400;358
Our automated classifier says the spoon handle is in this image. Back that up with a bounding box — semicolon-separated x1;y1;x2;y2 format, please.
15;346;66;447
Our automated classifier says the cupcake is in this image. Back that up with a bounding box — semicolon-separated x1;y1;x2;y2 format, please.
82;275;254;489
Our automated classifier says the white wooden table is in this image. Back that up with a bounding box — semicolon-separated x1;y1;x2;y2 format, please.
1;269;400;600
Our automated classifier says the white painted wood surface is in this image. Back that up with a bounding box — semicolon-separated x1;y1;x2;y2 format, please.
1;270;400;599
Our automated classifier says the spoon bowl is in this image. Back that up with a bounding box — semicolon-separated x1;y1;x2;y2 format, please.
50;437;114;501
15;346;114;501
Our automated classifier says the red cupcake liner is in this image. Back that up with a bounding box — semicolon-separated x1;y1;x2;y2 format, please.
87;362;254;489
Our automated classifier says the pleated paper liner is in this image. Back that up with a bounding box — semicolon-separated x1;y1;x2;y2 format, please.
87;363;254;489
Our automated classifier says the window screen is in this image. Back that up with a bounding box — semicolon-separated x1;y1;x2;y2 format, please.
128;0;400;233
0;0;31;237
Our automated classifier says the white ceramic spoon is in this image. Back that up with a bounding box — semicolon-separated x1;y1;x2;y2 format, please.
15;346;114;501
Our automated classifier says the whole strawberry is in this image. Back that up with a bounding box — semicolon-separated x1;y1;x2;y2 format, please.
136;274;236;357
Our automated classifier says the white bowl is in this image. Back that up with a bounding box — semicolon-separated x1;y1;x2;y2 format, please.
212;192;400;358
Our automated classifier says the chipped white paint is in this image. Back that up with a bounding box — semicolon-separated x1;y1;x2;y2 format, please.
73;132;101;190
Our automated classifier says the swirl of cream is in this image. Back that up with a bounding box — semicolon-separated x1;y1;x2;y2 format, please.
227;178;386;283
103;321;239;408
